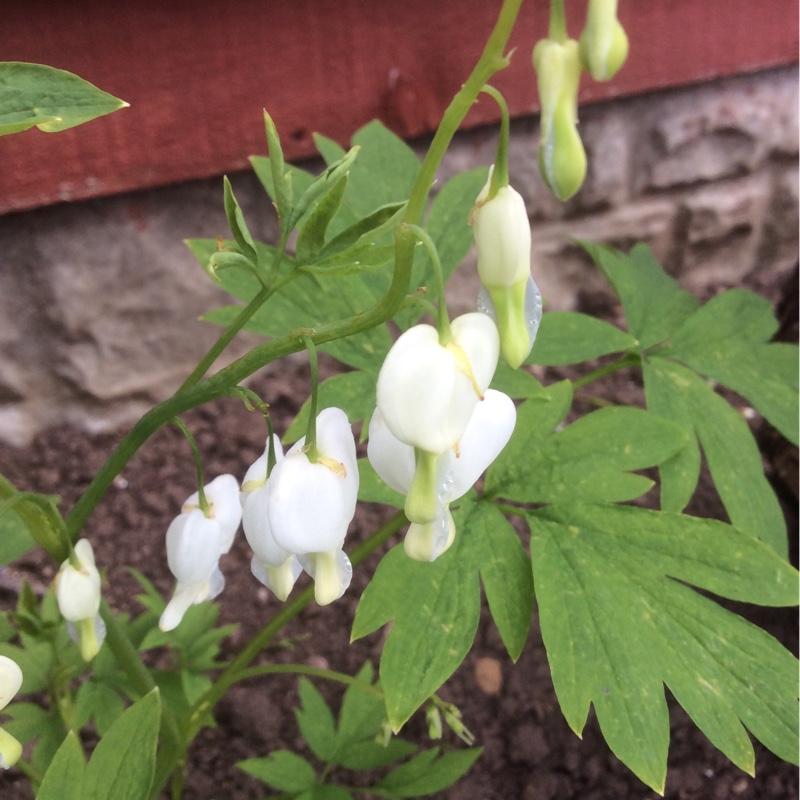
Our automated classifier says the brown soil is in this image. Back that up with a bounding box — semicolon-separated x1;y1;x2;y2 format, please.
0;273;797;799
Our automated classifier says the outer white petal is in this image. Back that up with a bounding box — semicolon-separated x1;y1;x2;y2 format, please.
56;539;102;622
298;549;353;605
472;179;532;288
165;512;224;584
203;474;242;551
268;454;352;554
160;582;204;632
0;656;23;712
315;407;359;510
451;390;517;499
450;312;500;394
242;484;293;567
240;435;284;502
376;324;462;453
367;408;415;494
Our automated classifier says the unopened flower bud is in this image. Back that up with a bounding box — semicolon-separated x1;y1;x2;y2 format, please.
580;0;629;81
533;37;587;201
56;539;105;661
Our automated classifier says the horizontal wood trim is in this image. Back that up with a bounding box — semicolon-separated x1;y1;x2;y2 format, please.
1;0;797;214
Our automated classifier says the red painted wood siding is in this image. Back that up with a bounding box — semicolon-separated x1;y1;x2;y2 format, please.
1;0;797;214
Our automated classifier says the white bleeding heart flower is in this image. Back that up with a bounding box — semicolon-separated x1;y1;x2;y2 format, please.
160;474;242;632
0;656;23;769
471;169;542;369
55;538;105;661
376;312;499;456
368;389;517;561
267;407;358;606
240;435;302;601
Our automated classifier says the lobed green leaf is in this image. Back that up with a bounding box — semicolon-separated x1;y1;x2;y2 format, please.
375;747;482;797
296;678;338;761
36;731;85;800
238;750;316;792
528;311;636;366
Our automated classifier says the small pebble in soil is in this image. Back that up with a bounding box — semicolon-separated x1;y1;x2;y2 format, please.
474;656;503;695
307;654;329;670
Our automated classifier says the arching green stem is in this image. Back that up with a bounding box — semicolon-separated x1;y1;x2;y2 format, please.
406;223;452;344
171;418;209;516
481;85;511;197
549;0;568;42
301;335;320;462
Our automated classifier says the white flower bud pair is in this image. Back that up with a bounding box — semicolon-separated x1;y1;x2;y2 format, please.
241;408;358;606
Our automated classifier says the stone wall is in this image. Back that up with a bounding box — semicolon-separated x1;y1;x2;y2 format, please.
0;66;796;446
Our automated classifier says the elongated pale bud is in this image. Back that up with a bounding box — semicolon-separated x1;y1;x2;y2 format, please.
580;0;628;81
471;171;543;367
533;37;587;201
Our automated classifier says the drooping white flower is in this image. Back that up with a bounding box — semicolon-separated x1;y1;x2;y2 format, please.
368;389;517;561
471;170;542;369
56;538;105;661
160;474;242;632
376;312;500;456
267;407;358;605
0;656;23;769
240;435;302;601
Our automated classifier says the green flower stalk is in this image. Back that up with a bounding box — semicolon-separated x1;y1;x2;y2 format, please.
533;36;587;201
580;0;629;81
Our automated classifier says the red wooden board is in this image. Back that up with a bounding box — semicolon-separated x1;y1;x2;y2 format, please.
1;0;797;213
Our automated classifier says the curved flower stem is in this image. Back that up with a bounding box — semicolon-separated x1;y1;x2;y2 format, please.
170;418;208;515
571;352;640;389
302;335;320;462
233;664;384;698
406;224;451;343
481;85;511;197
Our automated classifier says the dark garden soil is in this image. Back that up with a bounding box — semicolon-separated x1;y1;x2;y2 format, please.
0;271;797;800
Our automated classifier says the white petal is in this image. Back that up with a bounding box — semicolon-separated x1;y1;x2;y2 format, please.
316;407;359;509
268;453;352;554
376;324;463;453
367;408;415;494
204;474;243;547
160;581;204;631
450;312;500;394
240;434;284;501
298;549;353;605
251;555;302;601
165;512;224;584
242;484;293;567
451;390;517;499
56;543;102;623
0;656;23;712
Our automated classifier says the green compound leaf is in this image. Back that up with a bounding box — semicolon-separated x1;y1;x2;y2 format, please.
296;678;338;761
238;750;317;792
353;499;531;728
374;747;482;797
488;393;686;505
661;289;799;445
36;731;85;800
581;242;699;349
528;504;799;793
357;458;405;507
0;62;127;135
0;500;35;566
83;688;160;800
223;176;258;265
528;311;636;366
644;357;786;555
489;360;548;400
